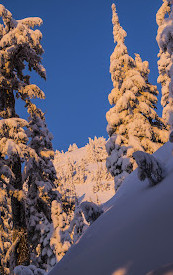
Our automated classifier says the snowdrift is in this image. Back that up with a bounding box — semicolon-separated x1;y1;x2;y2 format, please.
49;142;173;275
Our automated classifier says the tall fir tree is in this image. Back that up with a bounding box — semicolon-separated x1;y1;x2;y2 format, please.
0;4;43;271
23;113;61;270
0;4;72;273
157;0;173;129
106;4;168;190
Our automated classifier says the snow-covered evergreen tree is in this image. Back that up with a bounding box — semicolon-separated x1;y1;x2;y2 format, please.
0;4;49;272
77;158;86;184
68;143;78;152
106;3;168;190
14;265;45;275
157;0;173;129
23;113;61;271
52;160;87;255
50;200;71;263
133;151;165;186
93;163;113;193
80;201;103;225
0;4;73;273
68;204;86;244
86;137;107;163
92;164;102;193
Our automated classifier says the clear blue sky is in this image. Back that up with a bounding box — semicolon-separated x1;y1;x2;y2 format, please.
1;0;163;151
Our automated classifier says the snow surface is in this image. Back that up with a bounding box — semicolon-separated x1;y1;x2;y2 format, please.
75;181;114;204
48;142;173;275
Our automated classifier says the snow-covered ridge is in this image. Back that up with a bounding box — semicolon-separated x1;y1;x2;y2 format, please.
49;142;173;275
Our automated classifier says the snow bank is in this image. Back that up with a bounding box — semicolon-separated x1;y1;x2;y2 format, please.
48;142;173;275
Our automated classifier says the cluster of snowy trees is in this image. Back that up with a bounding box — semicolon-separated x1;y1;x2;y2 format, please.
54;151;87;186
54;137;114;200
92;162;113;193
1;0;173;274
85;137;108;163
106;1;172;190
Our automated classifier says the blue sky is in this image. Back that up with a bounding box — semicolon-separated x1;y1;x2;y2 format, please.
1;0;163;151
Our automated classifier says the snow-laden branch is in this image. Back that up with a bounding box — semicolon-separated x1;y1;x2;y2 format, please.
133;151;165;185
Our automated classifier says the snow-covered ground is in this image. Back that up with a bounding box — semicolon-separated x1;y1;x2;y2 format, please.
75;181;114;204
49;142;173;275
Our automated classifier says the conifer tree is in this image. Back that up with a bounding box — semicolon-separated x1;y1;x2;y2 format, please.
0;4;45;270
106;4;168;190
23;113;60;270
50;200;71;263
157;0;173;129
86;137;107;163
133;151;164;186
68;143;78;152
0;4;71;273
78;158;86;184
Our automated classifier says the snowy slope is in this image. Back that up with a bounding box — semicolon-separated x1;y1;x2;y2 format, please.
49;142;173;275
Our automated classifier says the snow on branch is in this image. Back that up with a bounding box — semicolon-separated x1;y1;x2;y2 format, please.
19;85;45;100
14;265;45;275
18;17;43;28
133;151;165;186
80;201;103;225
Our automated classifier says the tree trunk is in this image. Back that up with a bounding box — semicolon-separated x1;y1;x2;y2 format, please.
10;155;30;272
6;89;16;118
